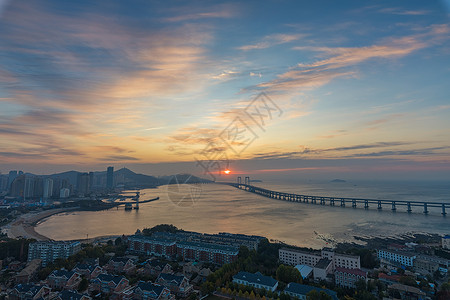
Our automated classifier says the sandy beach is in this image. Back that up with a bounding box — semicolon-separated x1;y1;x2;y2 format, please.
3;207;78;241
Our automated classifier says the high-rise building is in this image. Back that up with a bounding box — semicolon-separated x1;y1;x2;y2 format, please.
60;188;70;198
43;178;53;199
10;175;25;197
106;166;114;189
89;172;95;190
77;173;90;195
8;170;18;191
28;241;81;266
0;175;8;191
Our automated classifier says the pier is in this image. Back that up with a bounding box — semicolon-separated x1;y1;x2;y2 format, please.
222;177;449;216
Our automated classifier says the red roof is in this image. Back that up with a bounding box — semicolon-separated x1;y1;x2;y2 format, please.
335;267;367;277
378;273;401;282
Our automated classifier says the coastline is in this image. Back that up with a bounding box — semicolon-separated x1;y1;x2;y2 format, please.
2;207;79;241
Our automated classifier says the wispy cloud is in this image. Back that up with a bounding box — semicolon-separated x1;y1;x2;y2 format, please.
238;33;304;51
378;7;430;16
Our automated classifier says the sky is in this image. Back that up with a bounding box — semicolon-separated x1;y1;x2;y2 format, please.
1;0;450;180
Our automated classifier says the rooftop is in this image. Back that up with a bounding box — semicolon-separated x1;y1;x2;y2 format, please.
315;258;332;269
280;247;321;256
294;265;313;279
285;283;338;300
233;271;278;288
378;249;416;257
177;240;239;253
335;267;367;277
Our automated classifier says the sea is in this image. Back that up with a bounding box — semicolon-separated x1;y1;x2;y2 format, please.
35;180;450;248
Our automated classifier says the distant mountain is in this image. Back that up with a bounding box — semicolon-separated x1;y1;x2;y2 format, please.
158;173;213;185
49;170;81;186
331;179;346;183
114;167;158;188
44;168;212;189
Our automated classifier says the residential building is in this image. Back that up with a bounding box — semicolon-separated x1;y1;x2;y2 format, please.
9;284;51;300
378;273;401;286
313;258;332;281
279;248;321;267
60;188;70;198
107;166;114;189
335;267;367;289
414;255;449;275
72;262;105;279
133;281;175;300
105;257;136;274
442;235;450;250
176;241;238;264
128;235;177;258
77;173;90;195
90;274;129;295
14;259;42;284
56;290;92;300
47;269;82;290
232;271;278;292
333;253;360;270
388;283;426;300
156;273;193;297
280;247;360;273
143;259;173;276
128;234;239;265
28;241;81;266
8;170;18;191
377;249;416;267
43;178;53;199
284;282;338;300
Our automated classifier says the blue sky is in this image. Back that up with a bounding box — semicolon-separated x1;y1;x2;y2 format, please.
0;0;450;180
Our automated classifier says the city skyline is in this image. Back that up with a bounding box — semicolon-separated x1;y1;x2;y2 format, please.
1;0;450;180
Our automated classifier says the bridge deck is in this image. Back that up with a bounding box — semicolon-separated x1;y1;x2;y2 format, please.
220;182;449;215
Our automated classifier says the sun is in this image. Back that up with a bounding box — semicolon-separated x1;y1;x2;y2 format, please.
224;169;231;175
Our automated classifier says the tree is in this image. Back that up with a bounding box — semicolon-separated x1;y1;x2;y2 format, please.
306;290;332;300
399;276;417;287
355;279;367;292
78;277;89;292
276;265;302;284
189;293;198;300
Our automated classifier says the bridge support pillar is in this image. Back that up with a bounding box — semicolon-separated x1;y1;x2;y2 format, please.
340;199;345;207
423;203;428;214
407;202;412;213
392;202;396;211
377;201;382;210
352;200;356;208
442;204;447;216
330;198;335;206
364;200;369;209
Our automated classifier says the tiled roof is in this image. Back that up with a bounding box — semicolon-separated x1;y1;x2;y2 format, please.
50;270;76;279
58;290;86;300
97;274;126;285
136;281;165;296
109;257;132;264
335;267;367;277
147;259;168;268
158;273;185;285
233;271;278;288
14;284;45;294
73;263;96;272
284;283;338;300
